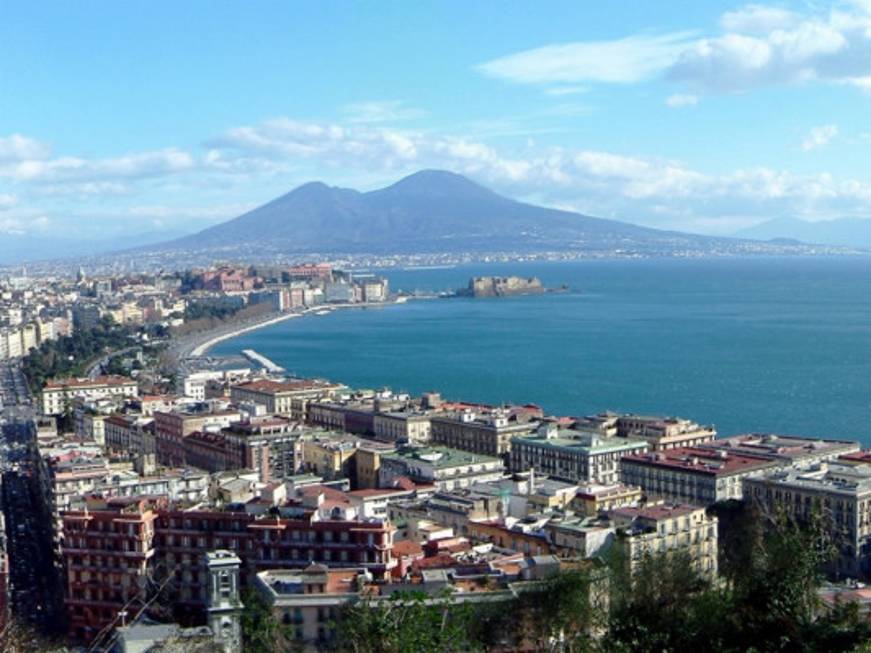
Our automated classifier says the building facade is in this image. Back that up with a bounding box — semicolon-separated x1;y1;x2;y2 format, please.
620;447;777;505
40;375;138;415
510;425;649;485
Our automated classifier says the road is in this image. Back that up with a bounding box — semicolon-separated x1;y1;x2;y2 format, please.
0;360;65;637
85;345;140;379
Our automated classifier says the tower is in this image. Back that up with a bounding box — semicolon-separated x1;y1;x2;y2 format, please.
205;550;244;653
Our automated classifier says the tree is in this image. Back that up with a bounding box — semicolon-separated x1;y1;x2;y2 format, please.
333;590;481;653
509;566;605;653
239;589;297;653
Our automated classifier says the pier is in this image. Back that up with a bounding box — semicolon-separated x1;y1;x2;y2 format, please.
241;349;286;374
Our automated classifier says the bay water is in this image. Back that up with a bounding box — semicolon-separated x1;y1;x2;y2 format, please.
212;257;871;445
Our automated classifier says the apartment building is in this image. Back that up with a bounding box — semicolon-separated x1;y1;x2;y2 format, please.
429;404;542;459
230;379;344;419
700;433;860;467
611;504;719;577
510;424;648;485
62;496;163;642
152;408;241;466
221;417;306;482
104;413;153;454
744;463;871;577
572;482;644;516
620;447;778;505
378;446;504;491
613;414;716;451
40;375;138;415
308;394;435;444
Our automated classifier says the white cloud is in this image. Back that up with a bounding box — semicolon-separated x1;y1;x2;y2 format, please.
544;86;587;96
0;147;195;184
669;8;871;92
477;5;871;95
477;32;698;85
0;193;17;210
720;5;799;33
0;214;51;236
801;124;838;150
342;100;425;123
0;134;51;163
665;93;699;108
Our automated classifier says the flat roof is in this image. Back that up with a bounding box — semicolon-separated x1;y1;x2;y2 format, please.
621;447;776;476
383;446;502;468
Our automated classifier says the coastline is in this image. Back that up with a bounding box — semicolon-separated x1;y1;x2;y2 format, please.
179;298;411;360
188;311;301;357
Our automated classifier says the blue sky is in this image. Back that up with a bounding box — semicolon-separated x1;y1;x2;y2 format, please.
2;0;871;243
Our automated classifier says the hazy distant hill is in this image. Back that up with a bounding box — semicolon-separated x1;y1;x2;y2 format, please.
737;217;871;249
0;228;195;265
153;170;753;256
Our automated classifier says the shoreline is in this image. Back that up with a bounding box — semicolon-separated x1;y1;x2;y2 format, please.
188;311;301;357
182;298;411;360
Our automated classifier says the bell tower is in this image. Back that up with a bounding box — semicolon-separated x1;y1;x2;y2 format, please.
205;550;244;652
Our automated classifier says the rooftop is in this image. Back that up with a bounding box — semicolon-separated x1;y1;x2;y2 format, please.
383;446;502;469
44;374;136;390
703;433;859;460
235;378;342;394
515;429;648;454
621;447;776;476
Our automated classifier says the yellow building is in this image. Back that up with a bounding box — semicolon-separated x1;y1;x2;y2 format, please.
230;379;344;418
611;504;718;577
572;482;643;516
302;435;360;481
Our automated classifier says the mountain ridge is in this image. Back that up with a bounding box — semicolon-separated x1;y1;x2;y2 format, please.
142;170;835;258
736;216;871;248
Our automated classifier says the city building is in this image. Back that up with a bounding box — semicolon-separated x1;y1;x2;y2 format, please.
610;504;719;576
308;392;436;444
379;446;504;491
61;496;163;642
620;447;778;505
700;433;861;467
429;404;542;459
153;407;242;466
510;423;649;485
572;482;644;516
40;375;138;415
744;463;871;577
230;379;345;419
612;414;716;451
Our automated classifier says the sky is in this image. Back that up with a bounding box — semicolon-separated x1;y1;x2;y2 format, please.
2;0;871;246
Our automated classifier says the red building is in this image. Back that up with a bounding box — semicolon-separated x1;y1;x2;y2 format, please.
199;267;258;292
182;431;233;472
153;409;241;466
61;496;163;643
288;263;332;281
60;498;396;643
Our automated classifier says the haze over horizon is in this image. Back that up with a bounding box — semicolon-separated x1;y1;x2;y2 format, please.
3;1;871;255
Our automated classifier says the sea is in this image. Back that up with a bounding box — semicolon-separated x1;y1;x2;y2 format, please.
211;257;871;446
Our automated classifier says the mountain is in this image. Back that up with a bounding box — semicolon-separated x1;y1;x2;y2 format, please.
736;217;871;249
147;170;816;258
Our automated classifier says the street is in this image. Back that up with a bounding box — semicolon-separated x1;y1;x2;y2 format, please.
0;360;64;637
